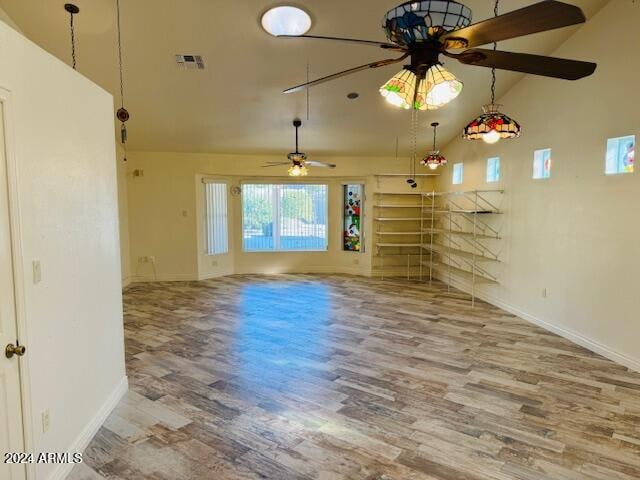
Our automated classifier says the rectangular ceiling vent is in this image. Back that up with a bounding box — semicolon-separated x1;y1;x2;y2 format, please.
175;54;205;70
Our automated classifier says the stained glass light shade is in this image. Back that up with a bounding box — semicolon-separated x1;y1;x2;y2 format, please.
423;64;463;110
463;104;521;143
383;1;472;47
379;69;418;109
380;64;462;111
421;151;447;170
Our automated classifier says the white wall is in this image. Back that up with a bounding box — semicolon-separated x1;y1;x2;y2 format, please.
436;1;640;371
0;19;126;480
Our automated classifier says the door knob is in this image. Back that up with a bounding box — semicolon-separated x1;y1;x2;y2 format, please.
5;343;26;359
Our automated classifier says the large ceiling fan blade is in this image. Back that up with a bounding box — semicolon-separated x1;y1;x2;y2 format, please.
277;34;403;51
442;1;586;49
283;54;409;94
454;48;596;80
305;161;336;168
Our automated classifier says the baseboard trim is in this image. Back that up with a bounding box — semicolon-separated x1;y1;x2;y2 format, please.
130;273;197;283
198;269;235;281
48;376;128;480
233;266;369;276
442;275;640;374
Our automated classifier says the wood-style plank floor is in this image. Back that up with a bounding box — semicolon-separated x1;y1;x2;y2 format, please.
70;274;640;480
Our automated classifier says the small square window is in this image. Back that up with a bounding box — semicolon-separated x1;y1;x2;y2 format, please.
486;157;500;183
533;149;551;179
605;135;634;175
452;163;464;185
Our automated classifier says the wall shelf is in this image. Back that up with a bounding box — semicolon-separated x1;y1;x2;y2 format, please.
422;189;505;306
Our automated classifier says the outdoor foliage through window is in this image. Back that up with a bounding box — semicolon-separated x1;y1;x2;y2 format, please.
242;184;328;251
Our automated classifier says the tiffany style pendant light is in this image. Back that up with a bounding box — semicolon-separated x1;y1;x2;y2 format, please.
421;122;447;170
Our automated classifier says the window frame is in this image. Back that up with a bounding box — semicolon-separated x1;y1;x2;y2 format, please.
241;181;329;253
486;157;500;183
203;179;229;256
343;183;365;253
533;148;552;180
605;135;635;175
452;163;464;185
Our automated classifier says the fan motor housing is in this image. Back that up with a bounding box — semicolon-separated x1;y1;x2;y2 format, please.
383;0;472;47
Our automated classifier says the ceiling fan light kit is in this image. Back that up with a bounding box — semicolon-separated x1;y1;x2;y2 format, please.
379;64;462;111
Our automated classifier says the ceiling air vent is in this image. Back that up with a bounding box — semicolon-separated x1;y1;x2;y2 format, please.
175;54;205;70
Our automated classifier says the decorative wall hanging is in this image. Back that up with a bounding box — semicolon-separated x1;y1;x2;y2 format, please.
279;1;596;112
343;185;363;252
463;0;521;144
64;4;79;70
422;122;447;170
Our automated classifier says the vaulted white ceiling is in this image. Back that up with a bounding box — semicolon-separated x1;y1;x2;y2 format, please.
0;0;607;157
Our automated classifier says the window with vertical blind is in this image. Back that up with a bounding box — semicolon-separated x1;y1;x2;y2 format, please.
242;184;328;252
204;180;229;255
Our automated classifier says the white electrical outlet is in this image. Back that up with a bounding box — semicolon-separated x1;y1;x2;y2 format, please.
32;260;42;284
42;410;50;433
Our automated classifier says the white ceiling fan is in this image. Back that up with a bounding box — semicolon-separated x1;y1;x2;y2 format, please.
262;119;336;176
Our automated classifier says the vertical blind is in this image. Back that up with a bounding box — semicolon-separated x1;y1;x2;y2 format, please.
204;181;228;254
242;184;328;251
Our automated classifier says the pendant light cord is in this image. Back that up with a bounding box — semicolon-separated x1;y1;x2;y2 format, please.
490;0;500;104
69;10;77;69
116;0;125;109
432;124;437;151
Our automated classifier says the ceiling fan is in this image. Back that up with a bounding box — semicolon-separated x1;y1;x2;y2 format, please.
280;1;597;110
262;119;336;176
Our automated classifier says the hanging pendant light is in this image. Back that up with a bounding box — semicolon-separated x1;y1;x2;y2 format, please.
115;0;130;149
421;122;447;170
64;4;80;70
462;0;520;144
380;64;462;111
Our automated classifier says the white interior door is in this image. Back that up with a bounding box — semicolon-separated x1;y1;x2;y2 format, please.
0;101;26;479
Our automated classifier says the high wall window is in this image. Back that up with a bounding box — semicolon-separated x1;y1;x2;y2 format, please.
486;157;500;183
242;184;328;252
452;163;464;185
533;148;552;179
204;180;229;255
605;135;635;175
